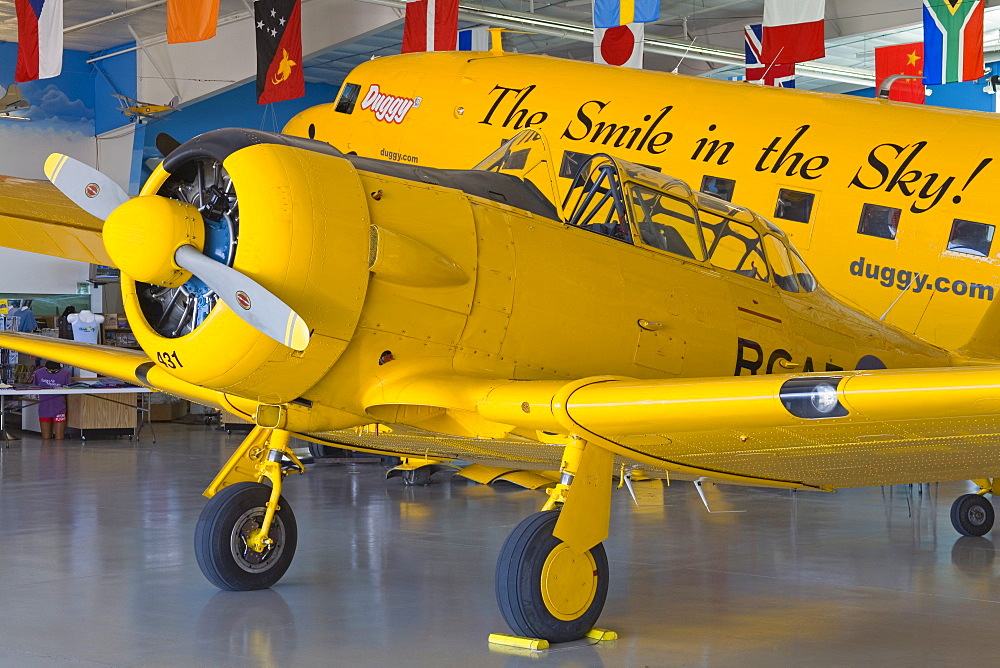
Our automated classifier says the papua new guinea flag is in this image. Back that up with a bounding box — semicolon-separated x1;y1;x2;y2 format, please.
923;0;984;85
15;0;63;82
256;0;304;105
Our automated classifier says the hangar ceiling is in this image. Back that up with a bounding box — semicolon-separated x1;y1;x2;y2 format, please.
0;0;998;93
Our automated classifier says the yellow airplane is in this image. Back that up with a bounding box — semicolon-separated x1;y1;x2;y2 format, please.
283;48;1000;352
113;94;180;123
3;125;1000;642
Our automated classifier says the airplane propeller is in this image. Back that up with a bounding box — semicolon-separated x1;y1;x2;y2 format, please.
43;153;311;351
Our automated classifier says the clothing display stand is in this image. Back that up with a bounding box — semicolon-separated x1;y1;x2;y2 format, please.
0;314;18;443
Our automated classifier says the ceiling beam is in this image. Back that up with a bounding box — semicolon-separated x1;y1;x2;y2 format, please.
357;0;875;87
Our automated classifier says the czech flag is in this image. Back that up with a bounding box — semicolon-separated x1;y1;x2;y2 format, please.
15;0;63;82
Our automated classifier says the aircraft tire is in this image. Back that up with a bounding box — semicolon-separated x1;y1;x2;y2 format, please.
308;443;348;459
495;510;609;643
950;493;995;537
195;482;298;591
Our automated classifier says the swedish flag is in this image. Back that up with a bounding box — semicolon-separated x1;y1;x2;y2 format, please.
594;0;659;29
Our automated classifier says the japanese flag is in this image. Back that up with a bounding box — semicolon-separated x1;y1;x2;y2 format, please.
594;23;644;68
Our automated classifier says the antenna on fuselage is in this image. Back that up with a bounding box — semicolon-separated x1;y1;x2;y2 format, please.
671;36;698;74
879;274;916;322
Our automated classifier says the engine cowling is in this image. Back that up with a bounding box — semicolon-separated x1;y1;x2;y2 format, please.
121;130;371;404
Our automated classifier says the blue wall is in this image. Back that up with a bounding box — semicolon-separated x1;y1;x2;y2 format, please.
0;43;95;130
139;79;338;182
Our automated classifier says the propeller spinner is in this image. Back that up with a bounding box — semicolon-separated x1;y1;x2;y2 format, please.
44;153;310;351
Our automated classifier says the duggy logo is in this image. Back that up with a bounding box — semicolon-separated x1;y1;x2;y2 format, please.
360;85;417;124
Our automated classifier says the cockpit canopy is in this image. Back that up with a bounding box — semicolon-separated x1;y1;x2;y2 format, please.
476;130;818;294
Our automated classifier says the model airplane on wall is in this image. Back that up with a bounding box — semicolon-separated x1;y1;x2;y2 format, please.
284;49;1000;353
3;125;1000;642
0;84;29;120
113;94;180;123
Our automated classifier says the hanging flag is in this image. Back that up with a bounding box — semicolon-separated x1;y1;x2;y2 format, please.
15;0;63;82
402;0;458;53
166;0;219;44
745;24;795;87
923;0;984;85
875;43;925;103
256;0;304;105
458;26;490;51
594;23;644;68
594;0;659;29
761;0;825;65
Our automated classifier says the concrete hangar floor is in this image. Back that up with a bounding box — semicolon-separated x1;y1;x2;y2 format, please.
0;423;997;666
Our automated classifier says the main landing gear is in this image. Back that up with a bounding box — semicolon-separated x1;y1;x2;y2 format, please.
194;427;618;643
496;510;609;643
951;479;998;537
494;437;616;643
195;427;305;590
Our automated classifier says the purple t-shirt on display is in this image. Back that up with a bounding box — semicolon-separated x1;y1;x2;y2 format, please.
33;367;71;418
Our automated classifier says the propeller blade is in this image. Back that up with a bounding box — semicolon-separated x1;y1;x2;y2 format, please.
174;245;310;351
44;153;130;221
156;132;181;157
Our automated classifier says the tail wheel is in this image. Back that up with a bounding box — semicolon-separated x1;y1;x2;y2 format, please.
951;493;995;537
195;482;297;591
495;510;609;643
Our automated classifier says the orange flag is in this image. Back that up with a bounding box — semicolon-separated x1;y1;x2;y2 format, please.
167;0;219;44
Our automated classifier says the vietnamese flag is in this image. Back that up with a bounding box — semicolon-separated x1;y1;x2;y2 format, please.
256;0;304;105
166;0;219;44
875;43;925;104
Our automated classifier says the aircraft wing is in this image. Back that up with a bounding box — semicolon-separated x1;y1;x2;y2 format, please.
0;174;111;264
0;332;228;411
354;367;1000;491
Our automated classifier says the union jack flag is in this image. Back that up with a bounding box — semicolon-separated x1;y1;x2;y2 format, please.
744;23;796;88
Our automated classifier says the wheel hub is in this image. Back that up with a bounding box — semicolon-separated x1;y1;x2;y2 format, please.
231;506;285;572
968;505;988;526
540;543;599;621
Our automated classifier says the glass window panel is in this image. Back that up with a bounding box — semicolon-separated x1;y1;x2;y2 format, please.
947;219;994;257
335;83;362;114
630;185;706;260
763;235;799;292
710;220;769;282
701;175;736;202
857;204;900;240
774;189;815;224
789;248;817;292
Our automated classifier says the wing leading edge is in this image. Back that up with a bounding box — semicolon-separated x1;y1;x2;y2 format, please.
0;175;111;264
0;332;229;412
364;365;1000;490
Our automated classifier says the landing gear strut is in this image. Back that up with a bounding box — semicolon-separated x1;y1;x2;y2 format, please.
195;426;305;590
494;436;614;642
195;481;298;590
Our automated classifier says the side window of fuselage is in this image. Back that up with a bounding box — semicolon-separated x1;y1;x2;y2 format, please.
335;83;362;114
